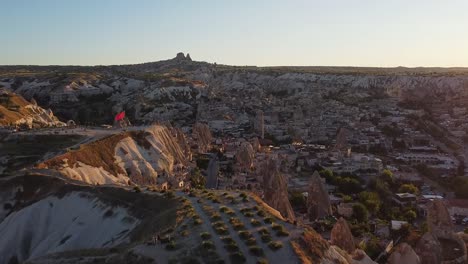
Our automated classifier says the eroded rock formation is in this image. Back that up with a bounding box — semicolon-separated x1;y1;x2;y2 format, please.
235;141;255;170
421;200;467;264
260;158;295;221
307;171;332;220
37;125;191;186
427;199;453;236
414;232;442;264
331;217;356;253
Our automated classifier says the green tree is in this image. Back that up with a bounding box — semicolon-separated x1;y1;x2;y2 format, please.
358;191;382;214
404;210;417;223
336;176;363;194
319;169;335;183
381;169;394;185
353;203;369;222
289;191;306;208
190;168;206;189
398;184;419;194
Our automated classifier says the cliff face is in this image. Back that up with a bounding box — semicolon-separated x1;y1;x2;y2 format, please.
0;89;64;128
260;158;296;221
307;171;332;220
37;125;190;185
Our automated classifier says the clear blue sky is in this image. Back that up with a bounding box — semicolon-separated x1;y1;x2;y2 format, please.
2;0;468;67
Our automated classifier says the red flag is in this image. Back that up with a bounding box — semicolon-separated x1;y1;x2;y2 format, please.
114;111;125;121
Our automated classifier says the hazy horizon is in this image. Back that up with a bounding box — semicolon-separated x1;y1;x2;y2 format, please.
2;0;468;67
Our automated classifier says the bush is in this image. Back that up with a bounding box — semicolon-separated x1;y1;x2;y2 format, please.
246;237;257;246
271;223;282;231
226;210;236;216
230;217;245;231
251;205;260;211
276;230;289;237
202;241;215;249
219;206;229;213
133;186;142;193
221;237;235;244
263;217;274;224
268;241;283;251
165;241;178;251
353;203;369;222
261;234;272;243
244;212;254;217
215;226;229;235
193;218;203;226
200;232;211;240
180;230;190;237
251;219;261;227
249;246;264;256
258;227;270;235
210;213;222;221
257;210;266;217
238;230;253;240
224;243;239;252
229;252;246;263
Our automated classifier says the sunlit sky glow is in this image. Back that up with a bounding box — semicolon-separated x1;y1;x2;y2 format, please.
1;0;468;67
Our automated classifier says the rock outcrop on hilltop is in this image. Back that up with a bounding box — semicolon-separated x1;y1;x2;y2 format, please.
260;158;295;221
37;125;191;186
330;217;356;253
307;171;332;220
235;141;255;170
420;200;467;264
0;89;65;128
192;122;212;153
387;243;421;264
0;174;178;264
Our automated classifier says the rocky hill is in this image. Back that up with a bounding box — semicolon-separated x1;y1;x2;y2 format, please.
0;88;64;128
2;54;468;127
0;173;379;264
37;125;191;185
0;174;179;264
